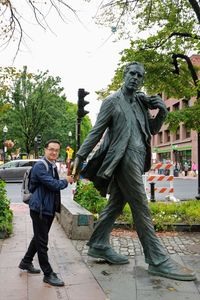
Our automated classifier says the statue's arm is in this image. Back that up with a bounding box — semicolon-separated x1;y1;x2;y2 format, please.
146;96;168;135
77;98;113;159
149;108;168;135
72;99;113;178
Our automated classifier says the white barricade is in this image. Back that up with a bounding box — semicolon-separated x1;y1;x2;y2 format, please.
143;163;179;202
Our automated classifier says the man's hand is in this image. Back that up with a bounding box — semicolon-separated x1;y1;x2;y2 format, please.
66;175;74;184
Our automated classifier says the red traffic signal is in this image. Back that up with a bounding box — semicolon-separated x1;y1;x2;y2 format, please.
78;88;90;118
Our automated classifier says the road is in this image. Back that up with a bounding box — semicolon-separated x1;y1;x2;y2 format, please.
145;177;198;201
5;178;199;203
5;182;75;203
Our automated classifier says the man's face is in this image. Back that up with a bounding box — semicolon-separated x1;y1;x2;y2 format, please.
124;64;144;92
44;142;60;162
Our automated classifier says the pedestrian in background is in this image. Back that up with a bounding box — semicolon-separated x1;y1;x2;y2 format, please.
19;139;73;287
184;161;189;176
192;161;197;176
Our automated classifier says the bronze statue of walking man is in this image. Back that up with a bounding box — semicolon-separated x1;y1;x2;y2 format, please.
72;62;196;281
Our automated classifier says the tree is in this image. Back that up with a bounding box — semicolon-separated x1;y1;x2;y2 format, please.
94;1;200;40
0;66;92;156
94;0;200;132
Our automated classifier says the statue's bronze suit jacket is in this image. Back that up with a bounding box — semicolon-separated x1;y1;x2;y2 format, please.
77;89;166;195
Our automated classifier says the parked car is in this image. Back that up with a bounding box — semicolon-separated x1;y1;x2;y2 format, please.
0;159;39;183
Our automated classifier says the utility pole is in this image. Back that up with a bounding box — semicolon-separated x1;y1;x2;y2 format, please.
77;88;89;150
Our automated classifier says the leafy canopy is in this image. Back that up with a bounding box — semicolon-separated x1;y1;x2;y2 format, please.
94;0;200;131
0;66;92;157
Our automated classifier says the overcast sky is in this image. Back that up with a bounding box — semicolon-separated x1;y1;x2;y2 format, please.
1;1;130;124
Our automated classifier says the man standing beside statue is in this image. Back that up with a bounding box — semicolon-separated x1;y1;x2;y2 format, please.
72;61;196;281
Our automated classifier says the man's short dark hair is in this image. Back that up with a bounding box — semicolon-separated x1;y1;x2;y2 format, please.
45;139;61;148
123;62;145;78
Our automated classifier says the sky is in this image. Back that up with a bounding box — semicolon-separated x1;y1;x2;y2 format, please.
1;1;130;124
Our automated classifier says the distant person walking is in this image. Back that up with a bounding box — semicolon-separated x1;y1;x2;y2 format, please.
19;139;73;287
192;161;197;176
184;162;189;176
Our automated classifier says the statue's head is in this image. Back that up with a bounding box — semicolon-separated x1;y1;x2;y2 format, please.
123;62;145;78
123;62;145;92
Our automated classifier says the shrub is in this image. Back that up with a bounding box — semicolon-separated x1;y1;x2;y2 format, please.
74;180;107;219
0;180;13;237
116;204;134;226
74;181;200;231
148;201;200;230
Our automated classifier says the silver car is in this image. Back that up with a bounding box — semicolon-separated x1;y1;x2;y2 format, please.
0;159;39;182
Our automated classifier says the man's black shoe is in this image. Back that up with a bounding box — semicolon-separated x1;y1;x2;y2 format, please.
19;261;41;274
43;272;65;287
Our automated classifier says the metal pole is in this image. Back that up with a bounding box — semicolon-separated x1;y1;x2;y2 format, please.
34;137;38;159
196;132;200;199
2;137;5;164
3;132;6;164
150;182;156;202
77;117;81;151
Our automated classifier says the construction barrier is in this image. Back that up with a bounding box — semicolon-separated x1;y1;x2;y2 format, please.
143;163;179;202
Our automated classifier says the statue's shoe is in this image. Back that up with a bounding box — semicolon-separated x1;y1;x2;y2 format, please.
148;258;196;281
88;247;129;264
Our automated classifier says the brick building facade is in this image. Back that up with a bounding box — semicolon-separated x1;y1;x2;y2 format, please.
151;54;200;172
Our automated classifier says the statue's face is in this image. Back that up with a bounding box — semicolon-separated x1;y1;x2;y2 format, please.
124;64;144;92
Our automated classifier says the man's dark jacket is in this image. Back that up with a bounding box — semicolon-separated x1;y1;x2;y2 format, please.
78;89;167;195
29;158;68;216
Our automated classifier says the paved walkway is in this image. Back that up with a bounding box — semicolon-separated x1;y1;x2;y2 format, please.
0;204;106;300
1;203;200;300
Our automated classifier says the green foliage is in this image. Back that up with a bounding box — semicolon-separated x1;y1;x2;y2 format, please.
74;180;200;231
118;200;200;231
74;180;107;219
116;203;134;225
95;1;200;131
96;1;198;44
166;102;200;132
0;180;13;237
0;66;92;158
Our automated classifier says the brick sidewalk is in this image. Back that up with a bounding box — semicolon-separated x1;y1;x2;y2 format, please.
0;204;106;300
1;203;200;300
73;230;200;257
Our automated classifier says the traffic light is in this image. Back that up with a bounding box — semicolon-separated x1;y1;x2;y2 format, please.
77;88;89;119
37;134;42;144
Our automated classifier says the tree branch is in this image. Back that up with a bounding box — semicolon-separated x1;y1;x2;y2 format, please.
141;31;200;50
172;53;200;99
188;0;200;24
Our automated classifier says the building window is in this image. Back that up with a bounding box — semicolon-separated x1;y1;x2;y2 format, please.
158;132;163;144
175;127;180;140
182;99;189;108
173;102;180;111
183;125;191;138
186;128;191;138
164;130;170;143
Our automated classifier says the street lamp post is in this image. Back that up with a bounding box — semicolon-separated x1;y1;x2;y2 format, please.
34;136;38;158
196;133;200;199
68;131;72;146
67;131;72;175
172;144;179;177
2;125;8;164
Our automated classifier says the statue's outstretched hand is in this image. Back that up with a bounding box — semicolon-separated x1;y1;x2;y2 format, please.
71;156;83;182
